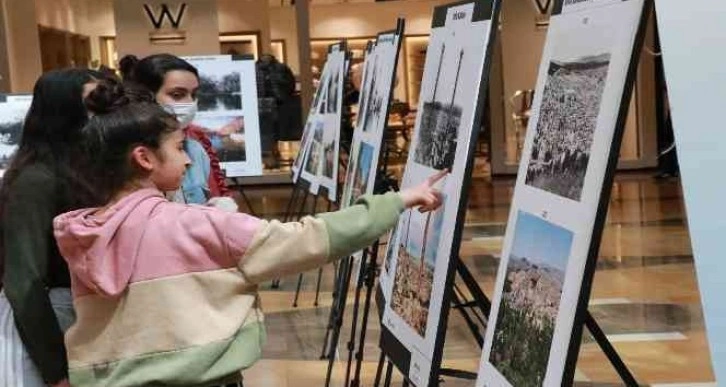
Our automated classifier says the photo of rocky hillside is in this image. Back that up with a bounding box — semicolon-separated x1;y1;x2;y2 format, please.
525;53;610;201
490;211;574;386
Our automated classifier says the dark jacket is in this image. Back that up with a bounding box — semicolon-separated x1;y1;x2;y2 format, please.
2;163;73;383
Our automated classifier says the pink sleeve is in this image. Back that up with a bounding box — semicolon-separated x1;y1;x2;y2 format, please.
180;206;263;260
133;205;265;281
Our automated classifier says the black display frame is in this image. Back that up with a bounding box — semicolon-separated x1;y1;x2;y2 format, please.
377;1;502;386
560;0;653;384
296;40;349;204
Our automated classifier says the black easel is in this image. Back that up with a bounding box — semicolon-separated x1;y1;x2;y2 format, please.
320;23;406;387
270;43;350;301
321;157;398;386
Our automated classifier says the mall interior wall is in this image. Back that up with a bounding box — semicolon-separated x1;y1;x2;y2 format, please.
0;0;43;93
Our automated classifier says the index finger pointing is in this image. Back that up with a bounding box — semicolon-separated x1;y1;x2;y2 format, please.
427;169;449;186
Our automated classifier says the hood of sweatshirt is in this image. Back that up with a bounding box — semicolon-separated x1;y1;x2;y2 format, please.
53;188;166;297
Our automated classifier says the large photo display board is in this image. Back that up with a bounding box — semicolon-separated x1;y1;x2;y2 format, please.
378;1;500;385
292;43;347;201
476;0;649;386
0;95;33;178
341;21;404;207
183;55;263;177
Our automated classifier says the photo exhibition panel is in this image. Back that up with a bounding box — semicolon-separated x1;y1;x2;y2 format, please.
378;1;500;386
477;1;648;386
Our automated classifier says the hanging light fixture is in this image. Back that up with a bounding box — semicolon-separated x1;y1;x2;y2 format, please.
531;0;554;28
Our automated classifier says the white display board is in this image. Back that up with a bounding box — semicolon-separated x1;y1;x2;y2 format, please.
657;0;726;383
342;27;403;207
0;95;33;178
183;55;263;177
476;1;647;386
292;43;347;202
378;1;500;385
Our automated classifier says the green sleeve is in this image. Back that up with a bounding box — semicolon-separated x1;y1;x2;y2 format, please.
318;192;404;260
2;167;68;384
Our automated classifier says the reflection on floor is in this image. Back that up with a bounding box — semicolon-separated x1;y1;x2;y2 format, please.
237;174;712;386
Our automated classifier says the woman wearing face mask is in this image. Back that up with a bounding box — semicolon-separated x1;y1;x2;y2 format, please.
125;54;230;204
0;69;103;387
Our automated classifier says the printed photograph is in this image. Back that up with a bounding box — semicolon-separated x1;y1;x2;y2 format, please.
0;101;29;170
192;115;247;162
342;143;359;206
313;67;329;113
383;220;400;275
355;56;374;130
413;45;464;170
525;53;611;201
321;124;337;179
360;58;383;134
195;64;243;113
326;66;341;115
347;142;374;206
294;122;313;170
489;211;574;386
391;203;446;337
304;122;325;175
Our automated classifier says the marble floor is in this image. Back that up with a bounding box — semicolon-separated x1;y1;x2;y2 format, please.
234;173;712;386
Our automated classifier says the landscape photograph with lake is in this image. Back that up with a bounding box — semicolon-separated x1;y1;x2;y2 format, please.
196;67;243;113
490;211;574;386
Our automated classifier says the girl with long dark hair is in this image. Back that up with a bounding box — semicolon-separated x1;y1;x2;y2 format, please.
0;69;102;387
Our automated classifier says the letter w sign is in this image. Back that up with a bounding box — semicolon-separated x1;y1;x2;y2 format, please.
144;3;187;29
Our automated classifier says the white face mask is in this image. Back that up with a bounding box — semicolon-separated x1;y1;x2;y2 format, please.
163;101;198;128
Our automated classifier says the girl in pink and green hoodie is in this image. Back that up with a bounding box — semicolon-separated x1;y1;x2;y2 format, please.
53;80;444;386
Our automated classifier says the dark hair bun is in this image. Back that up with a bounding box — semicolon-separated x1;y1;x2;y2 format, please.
119;54;139;80
85;78;130;115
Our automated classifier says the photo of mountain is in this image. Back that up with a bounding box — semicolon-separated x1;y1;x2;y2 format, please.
490;211;573;386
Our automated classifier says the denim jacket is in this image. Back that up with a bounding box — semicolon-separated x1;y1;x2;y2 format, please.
179;138;211;204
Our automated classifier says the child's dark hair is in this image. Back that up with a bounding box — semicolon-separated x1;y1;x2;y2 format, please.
128;53;199;94
83;78;179;201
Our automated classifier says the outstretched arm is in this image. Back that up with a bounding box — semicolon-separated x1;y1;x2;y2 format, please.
234;170;446;284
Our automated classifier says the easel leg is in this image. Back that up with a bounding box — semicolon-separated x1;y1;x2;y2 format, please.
292;274;304;308
321;258;351;360
456;258;491;315
350;242;380;387
450;287;484;346
236;186;257;217
383;361;394;387
344;248;371;385
323;257;355;387
584;311;639;386
373;352;386;387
